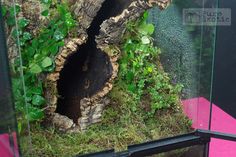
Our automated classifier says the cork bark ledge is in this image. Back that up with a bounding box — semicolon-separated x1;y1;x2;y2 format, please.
44;0;171;133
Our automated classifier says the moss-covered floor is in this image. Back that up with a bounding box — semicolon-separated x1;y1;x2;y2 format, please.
20;83;191;157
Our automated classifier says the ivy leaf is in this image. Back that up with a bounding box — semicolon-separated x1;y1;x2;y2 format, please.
41;57;52;68
65;13;75;28
29;63;42;74
41;10;49;16
49;41;64;55
32;95;45;106
142;11;149;21
27;107;44;121
23;32;32;41
146;24;155;35
141;36;150;44
18;18;29;28
138;23;155;35
48;45;59;55
147;67;153;73
44;62;55;72
53;29;65;41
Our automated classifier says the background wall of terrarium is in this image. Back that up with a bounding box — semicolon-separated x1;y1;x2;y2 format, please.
148;0;218;134
149;0;217;100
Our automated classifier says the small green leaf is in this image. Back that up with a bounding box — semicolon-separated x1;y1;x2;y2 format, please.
146;24;155;35
32;95;45;106
138;24;155;35
12;28;22;39
141;36;150;44
142;11;149;21
41;10;49;16
147;67;153;73
44;62;55;72
23;32;32;41
17;122;22;133
27;107;44;121
41;57;52;68
18;18;29;28
29;63;42;74
49;44;59;55
53;29;65;41
65;13;75;28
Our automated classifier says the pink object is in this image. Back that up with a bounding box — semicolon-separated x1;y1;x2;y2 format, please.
0;132;19;157
182;97;236;157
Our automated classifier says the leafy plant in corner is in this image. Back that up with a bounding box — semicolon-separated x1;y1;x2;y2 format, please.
120;11;183;116
3;2;77;128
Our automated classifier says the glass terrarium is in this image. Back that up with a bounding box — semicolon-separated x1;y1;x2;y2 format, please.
0;0;236;157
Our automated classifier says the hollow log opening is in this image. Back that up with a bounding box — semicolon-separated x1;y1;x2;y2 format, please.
56;0;132;123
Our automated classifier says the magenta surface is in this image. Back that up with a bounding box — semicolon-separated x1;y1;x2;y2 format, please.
182;97;236;157
0;132;19;157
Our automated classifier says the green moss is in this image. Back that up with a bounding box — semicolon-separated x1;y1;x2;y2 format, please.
20;83;191;156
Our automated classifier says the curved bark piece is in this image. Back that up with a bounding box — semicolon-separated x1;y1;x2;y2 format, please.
45;0;107;132
96;0;171;47
76;0;172;131
77;0;172;131
74;0;105;39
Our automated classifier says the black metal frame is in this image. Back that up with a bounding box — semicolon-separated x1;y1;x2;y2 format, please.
76;129;236;157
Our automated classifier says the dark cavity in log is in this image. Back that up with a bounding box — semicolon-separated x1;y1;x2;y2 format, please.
56;0;132;123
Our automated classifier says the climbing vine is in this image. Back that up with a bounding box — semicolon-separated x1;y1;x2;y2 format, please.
120;12;183;116
3;1;77;128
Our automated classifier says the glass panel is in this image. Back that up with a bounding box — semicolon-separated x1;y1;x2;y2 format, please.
0;1;20;157
1;0;220;156
148;0;217;131
0;11;19;157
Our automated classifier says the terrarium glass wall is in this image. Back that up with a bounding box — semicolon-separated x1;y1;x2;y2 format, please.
1;0;219;156
148;0;217;131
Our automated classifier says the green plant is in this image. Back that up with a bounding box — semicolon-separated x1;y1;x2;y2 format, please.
3;2;76;125
120;12;183;116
